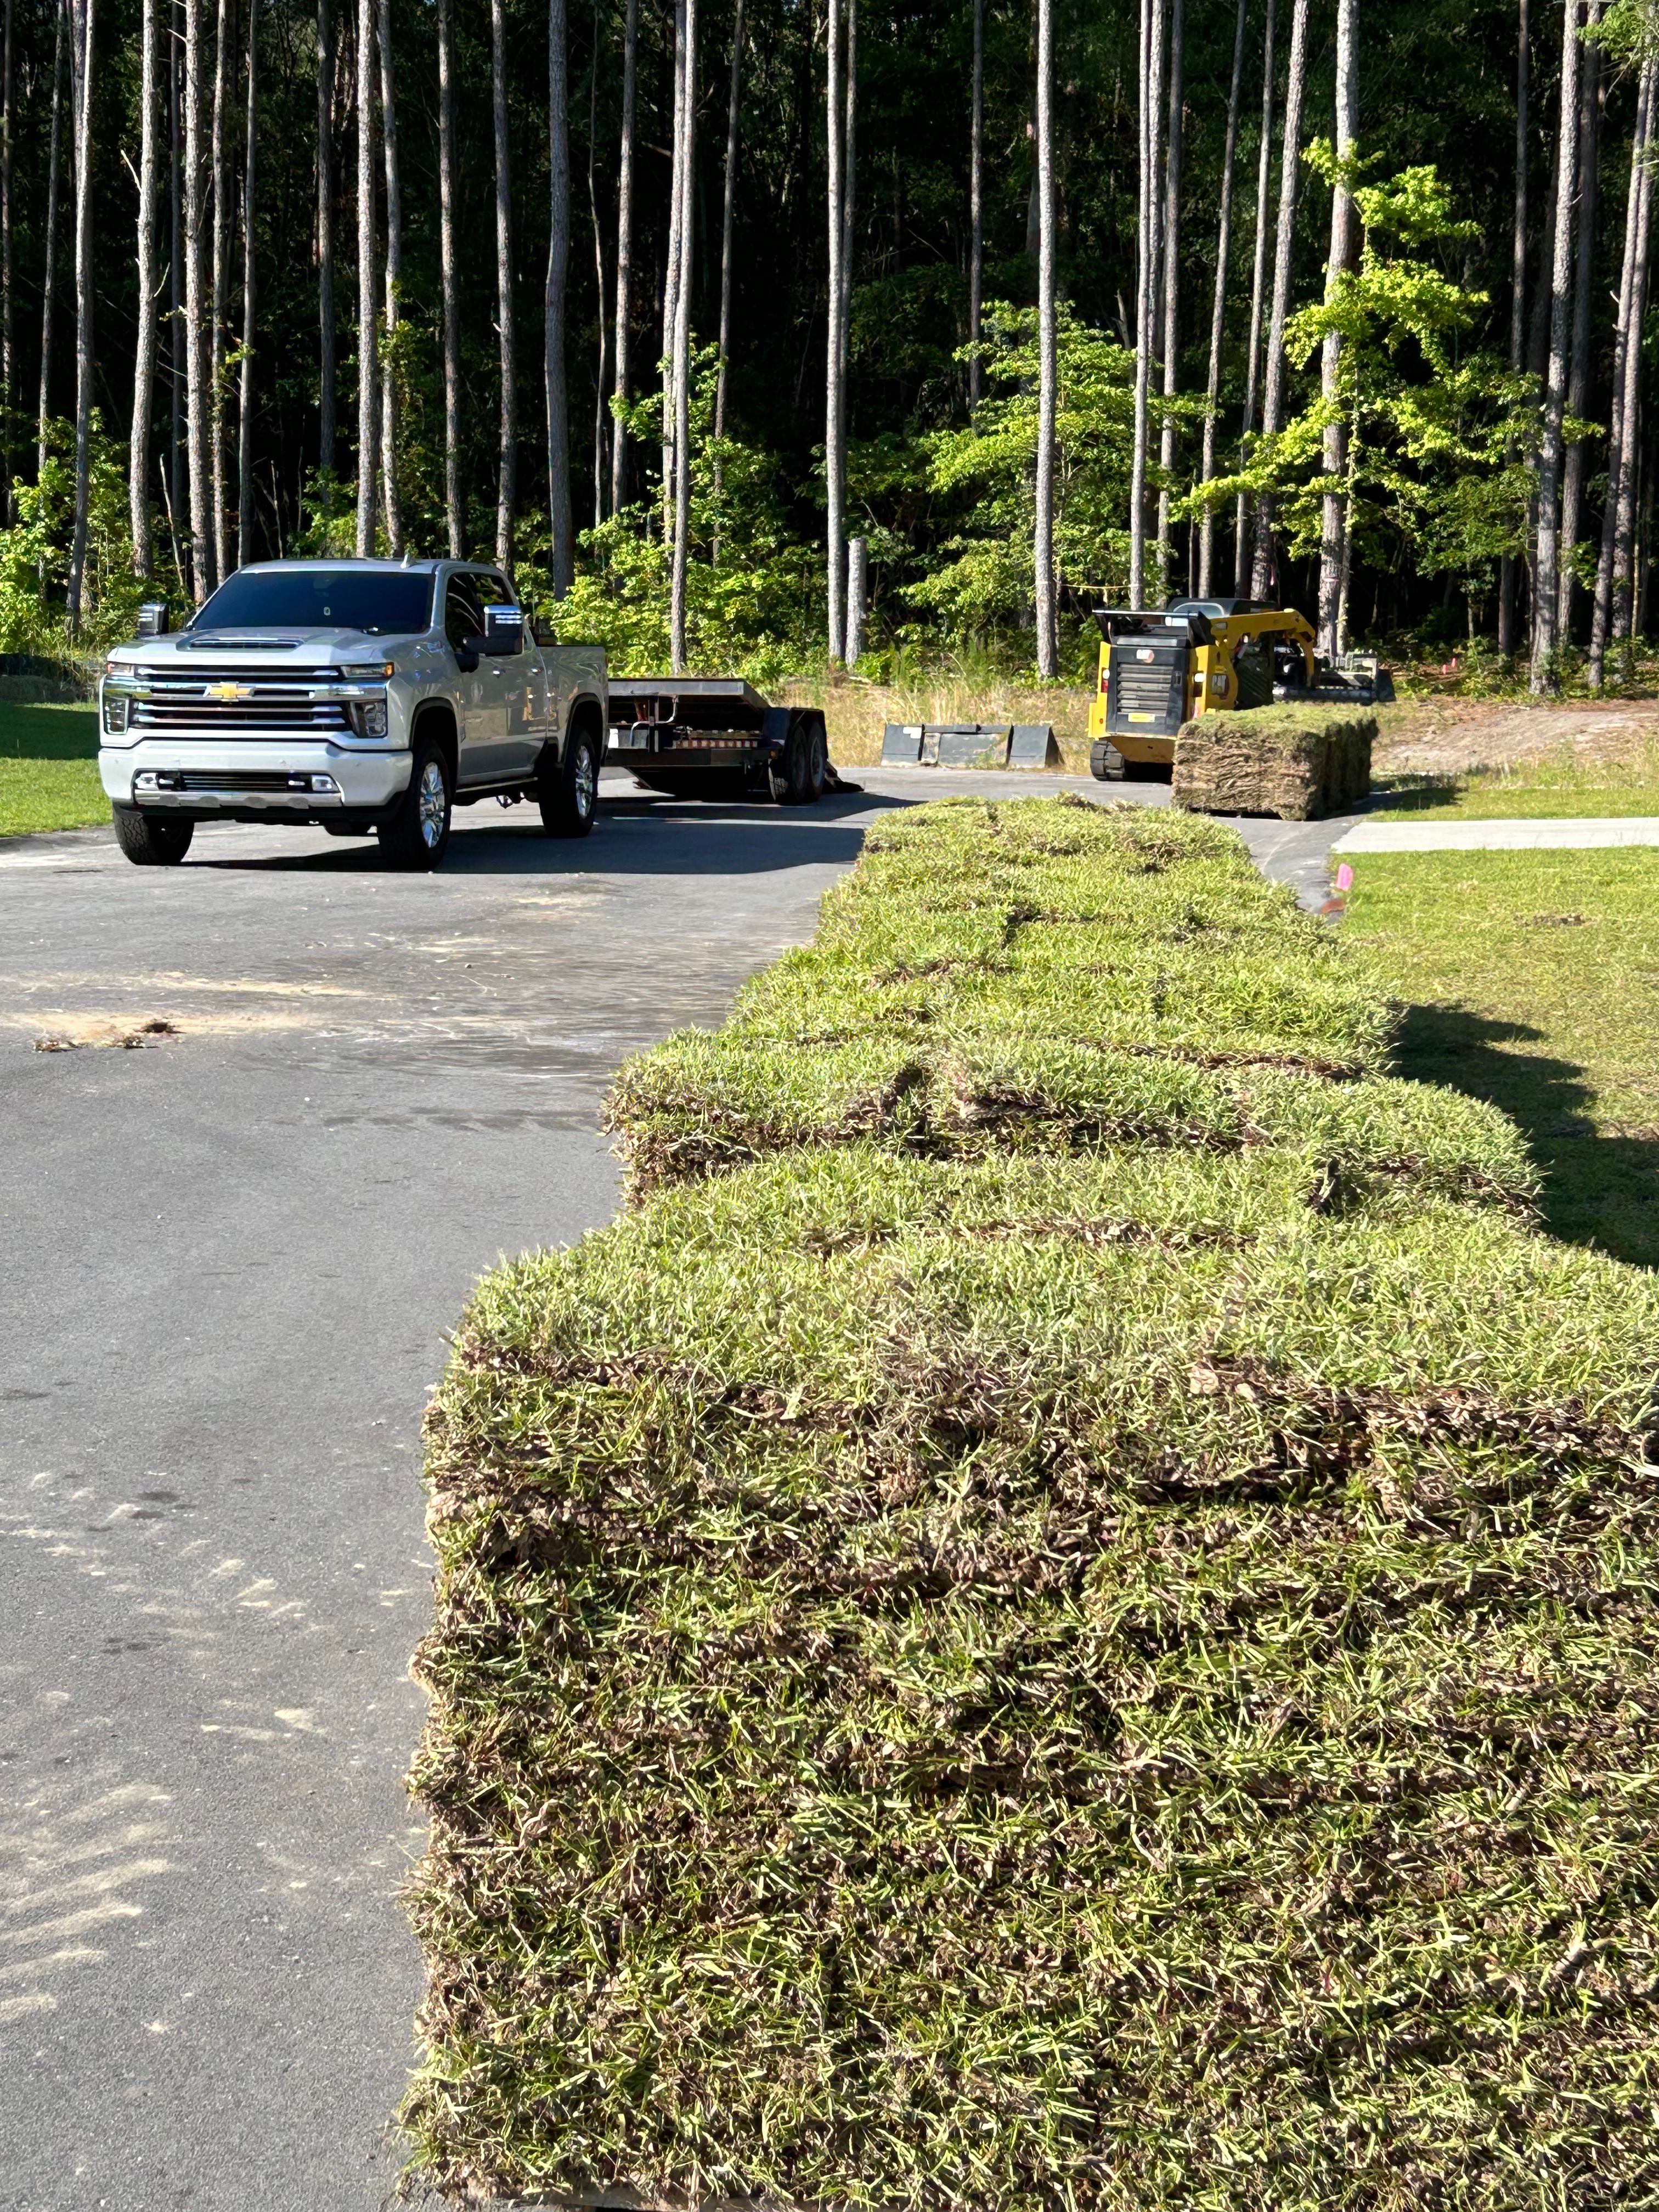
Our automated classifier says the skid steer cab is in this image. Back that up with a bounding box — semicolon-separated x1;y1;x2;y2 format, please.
1087;599;1317;781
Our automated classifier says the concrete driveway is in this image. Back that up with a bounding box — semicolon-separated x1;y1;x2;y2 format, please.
0;769;1345;2209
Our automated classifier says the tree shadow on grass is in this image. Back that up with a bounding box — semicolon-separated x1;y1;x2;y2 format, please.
1395;1001;1659;1270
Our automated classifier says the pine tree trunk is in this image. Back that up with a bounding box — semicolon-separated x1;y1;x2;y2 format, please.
491;0;515;566
1610;64;1657;664
1590;57;1653;686
37;0;64;485
236;0;258;568
377;0;402;553
65;0;93;625
1235;0;1274;595
1198;0;1246;598
131;0;161;577
437;0;461;551
1155;0;1184;603
354;0;378;553
1530;0;1581;692
1129;0;1164;609
546;0;573;592
668;0;695;665
609;0;636;512
825;0;845;656
1498;0;1527;657
1034;0;1057;673
184;0;213;594
839;0;856;492
1;0;13;528
662;4;685;532
210;0;231;579
712;0;743;557
588;0;608;526
1316;0;1357;654
317;0;335;475
1250;0;1307;599
1556;0;1602;644
170;0;185;552
968;0;982;408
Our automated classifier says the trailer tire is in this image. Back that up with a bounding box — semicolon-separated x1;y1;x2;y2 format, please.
768;710;817;805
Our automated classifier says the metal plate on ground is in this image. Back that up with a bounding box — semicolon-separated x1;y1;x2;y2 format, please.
936;724;1012;768
1008;723;1061;769
881;722;924;764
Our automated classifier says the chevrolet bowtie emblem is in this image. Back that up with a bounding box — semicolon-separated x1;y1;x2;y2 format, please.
206;681;249;701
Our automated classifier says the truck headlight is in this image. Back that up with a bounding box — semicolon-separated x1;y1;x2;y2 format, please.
102;692;130;735
357;699;389;738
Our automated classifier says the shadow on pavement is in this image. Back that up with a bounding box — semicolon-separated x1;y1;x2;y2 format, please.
1395;1001;1659;1270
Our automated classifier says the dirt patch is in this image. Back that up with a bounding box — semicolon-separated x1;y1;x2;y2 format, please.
1372;697;1659;777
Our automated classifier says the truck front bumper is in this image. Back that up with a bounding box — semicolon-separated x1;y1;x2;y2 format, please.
99;740;413;823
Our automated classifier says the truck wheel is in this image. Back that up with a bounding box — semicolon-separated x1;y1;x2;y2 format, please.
768;712;816;805
1090;740;1126;782
378;742;452;869
540;716;600;838
112;805;194;865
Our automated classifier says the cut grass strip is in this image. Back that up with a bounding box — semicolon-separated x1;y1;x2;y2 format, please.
1373;736;1659;821
0;699;104;838
405;797;1659;2209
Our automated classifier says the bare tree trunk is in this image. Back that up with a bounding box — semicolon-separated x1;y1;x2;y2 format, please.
437;0;460;551
210;0;231;579
1235;0;1274;595
1;0;13;527
236;0;258;568
587;0;608;526
1198;0;1246;597
131;0;162;576
668;0;695;665
1591;56;1654;685
712;0;743;558
1557;0;1602;644
1610;63;1657;667
1034;0;1056;672
1530;0;1581;692
661;0;685;529
170;0;185;545
546;0;573;591
354;0;377;553
37;0;64;484
1129;0;1164;608
609;0;636;511
1249;0;1307;599
968;0;982;408
491;0;515;567
377;0;401;552
1498;0;1527;657
825;0;845;656
184;0;212;594
1155;0;1184;603
846;531;866;658
838;0;856;578
65;0;93;625
1316;0;1357;654
317;0;335;473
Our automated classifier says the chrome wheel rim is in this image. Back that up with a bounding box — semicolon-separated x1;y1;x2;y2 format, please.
418;759;447;848
573;742;596;817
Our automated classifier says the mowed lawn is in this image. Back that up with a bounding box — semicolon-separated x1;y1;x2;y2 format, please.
1373;741;1659;820
0;698;104;838
1344;847;1659;1268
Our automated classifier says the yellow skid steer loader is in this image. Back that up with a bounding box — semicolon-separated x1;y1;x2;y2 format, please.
1086;599;1389;781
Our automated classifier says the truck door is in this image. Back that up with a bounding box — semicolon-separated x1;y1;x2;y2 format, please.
475;571;540;776
444;573;506;785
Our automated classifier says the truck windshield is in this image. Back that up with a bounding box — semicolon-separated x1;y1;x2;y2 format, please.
188;568;435;635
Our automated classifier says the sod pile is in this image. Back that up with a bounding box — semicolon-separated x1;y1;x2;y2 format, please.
406;797;1659;2209
1172;701;1375;819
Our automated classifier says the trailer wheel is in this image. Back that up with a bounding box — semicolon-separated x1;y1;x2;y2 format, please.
768;710;817;805
805;714;828;800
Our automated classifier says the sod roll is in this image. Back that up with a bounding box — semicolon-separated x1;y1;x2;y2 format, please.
405;797;1659;2209
1172;702;1376;819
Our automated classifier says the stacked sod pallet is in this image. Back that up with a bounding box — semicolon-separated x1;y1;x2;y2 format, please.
407;798;1659;2209
1172;700;1375;819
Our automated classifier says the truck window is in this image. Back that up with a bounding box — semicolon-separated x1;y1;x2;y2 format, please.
190;567;436;635
444;575;486;650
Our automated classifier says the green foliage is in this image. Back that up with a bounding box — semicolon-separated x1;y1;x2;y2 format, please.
405;796;1659;2208
0;419;155;656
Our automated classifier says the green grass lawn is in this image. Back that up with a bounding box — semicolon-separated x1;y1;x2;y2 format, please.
0;698;105;837
1373;739;1659;820
1344;847;1659;1267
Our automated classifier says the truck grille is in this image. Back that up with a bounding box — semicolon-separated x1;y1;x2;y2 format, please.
1108;652;1184;733
173;770;319;792
131;697;351;733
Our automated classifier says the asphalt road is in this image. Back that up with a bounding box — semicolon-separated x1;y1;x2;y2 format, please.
0;768;1352;2210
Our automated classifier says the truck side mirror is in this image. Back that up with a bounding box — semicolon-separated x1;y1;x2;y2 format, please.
482;604;524;656
136;601;170;637
455;637;483;673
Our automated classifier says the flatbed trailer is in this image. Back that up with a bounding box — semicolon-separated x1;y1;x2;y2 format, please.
606;679;834;805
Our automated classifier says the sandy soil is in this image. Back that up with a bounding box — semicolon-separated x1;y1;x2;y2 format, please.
1371;696;1659;777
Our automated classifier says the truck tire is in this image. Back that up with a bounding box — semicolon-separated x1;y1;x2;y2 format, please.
378;741;452;869
768;710;817;805
540;714;600;838
112;805;194;865
1090;740;1126;782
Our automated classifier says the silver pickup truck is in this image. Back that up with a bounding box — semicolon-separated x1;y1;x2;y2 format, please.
97;557;608;868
